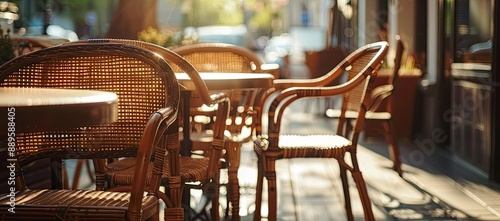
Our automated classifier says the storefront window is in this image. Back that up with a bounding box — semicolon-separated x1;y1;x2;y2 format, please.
454;0;493;63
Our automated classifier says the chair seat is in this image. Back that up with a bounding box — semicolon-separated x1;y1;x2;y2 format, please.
105;157;210;186
366;111;391;120
186;126;253;152
326;109;360;119
327;109;392;120
0;189;157;220
255;135;351;159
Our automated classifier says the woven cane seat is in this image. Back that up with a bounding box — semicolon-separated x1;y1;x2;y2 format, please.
0;189;157;220
105;157;210;186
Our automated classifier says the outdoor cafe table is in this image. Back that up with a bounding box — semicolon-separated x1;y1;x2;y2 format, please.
174;72;275;155
175;72;275;91
0;87;118;189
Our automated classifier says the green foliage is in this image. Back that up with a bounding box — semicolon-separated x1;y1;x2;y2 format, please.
0;27;14;65
61;0;88;21
60;0;115;32
188;0;243;26
138;26;197;48
250;6;273;34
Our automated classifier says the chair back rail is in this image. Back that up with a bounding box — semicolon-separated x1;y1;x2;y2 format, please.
264;42;389;140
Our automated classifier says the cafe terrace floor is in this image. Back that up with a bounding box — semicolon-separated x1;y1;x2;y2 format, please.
68;96;500;220
67;62;500;221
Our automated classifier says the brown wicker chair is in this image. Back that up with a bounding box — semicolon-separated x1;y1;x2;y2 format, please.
0;43;180;220
253;42;389;221
172;42;276;220
66;39;232;221
326;37;405;176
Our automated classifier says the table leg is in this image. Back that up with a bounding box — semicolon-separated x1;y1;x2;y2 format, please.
50;158;64;189
181;91;193;156
181;90;193;217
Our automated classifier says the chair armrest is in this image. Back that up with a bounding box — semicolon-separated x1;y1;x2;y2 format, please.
210;92;230;105
203;95;231;180
130;106;177;213
265;71;371;133
272;66;345;89
367;84;393;111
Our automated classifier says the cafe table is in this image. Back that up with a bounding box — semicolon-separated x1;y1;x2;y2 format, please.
175;72;275;91
0;87;118;189
175;72;274;154
0;87;118;134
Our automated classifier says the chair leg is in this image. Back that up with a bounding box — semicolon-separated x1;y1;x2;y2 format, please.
165;175;183;221
61;161;68;189
339;162;354;221
164;207;184;221
267;175;278;221
351;171;375;221
253;158;264;221
382;120;403;176
145;204;160;221
226;141;241;220
92;159;107;190
210;176;220;221
263;156;278;221
71;160;83;190
225;188;231;219
227;168;240;220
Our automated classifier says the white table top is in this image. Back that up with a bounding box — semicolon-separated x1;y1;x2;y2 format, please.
0;87;118;107
0;87;118;133
175;72;274;91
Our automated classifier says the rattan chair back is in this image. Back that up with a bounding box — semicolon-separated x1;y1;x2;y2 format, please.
0;43;178;165
0;42;180;220
172;42;263;73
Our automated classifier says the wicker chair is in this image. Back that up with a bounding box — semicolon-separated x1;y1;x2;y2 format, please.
172;42;276;220
0;43;180;220
253;42;389;221
326;37;405;176
66;39;232;221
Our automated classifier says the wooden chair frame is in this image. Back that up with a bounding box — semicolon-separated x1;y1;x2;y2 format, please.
0;43;180;221
253;42;389;221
